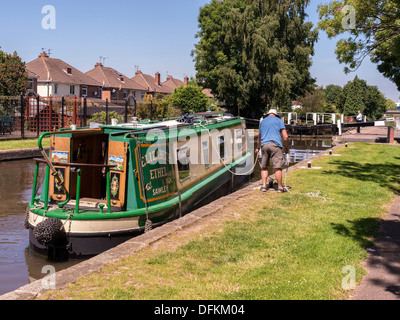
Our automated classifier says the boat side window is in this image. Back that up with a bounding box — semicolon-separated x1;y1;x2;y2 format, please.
202;140;210;169
177;147;190;181
234;129;243;155
218;135;225;161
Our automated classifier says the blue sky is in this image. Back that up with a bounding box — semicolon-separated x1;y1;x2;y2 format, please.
0;0;398;102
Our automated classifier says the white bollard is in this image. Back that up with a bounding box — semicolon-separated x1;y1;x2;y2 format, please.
337;120;342;136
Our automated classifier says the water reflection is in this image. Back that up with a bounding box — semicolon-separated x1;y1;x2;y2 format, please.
0;159;82;296
288;138;332;165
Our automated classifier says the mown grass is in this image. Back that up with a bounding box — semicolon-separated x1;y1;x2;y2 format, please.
0;138;50;150
42;143;400;300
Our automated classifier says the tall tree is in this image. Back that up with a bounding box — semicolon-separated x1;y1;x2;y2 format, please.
336;76;387;119
0;48;28;97
318;0;400;90
324;84;343;107
193;0;318;118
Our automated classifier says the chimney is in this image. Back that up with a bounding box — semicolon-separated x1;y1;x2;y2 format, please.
135;70;142;75
39;51;49;58
95;62;103;68
155;72;161;86
184;76;189;86
167;75;173;80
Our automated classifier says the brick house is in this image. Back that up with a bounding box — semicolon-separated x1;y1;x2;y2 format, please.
26;52;102;98
85;63;147;102
131;70;178;98
162;75;187;91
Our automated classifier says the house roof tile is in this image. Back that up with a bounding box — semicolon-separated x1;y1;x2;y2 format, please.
26;55;102;87
85;65;147;91
131;71;174;95
163;76;184;92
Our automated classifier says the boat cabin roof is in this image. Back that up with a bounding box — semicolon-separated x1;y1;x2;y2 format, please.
54;112;243;140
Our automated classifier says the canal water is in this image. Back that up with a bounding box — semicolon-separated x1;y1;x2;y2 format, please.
0;159;79;296
0;138;332;296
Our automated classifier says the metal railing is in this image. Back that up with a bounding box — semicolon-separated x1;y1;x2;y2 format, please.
31;132;115;214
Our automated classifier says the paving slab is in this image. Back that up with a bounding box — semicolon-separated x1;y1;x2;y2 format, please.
351;197;400;300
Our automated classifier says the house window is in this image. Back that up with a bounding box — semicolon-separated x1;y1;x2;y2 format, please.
177;147;190;181
112;89;117;99
54;84;58;95
82;86;88;97
70;85;75;95
123;90;128;99
27;79;34;90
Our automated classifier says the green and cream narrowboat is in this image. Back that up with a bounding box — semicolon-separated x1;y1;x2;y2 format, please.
27;113;254;259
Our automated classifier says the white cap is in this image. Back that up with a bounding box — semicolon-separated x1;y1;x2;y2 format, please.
267;109;278;116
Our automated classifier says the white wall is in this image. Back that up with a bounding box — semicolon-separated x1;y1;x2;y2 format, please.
37;83;80;97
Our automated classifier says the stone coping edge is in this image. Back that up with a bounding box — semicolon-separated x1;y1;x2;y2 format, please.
0;147;51;162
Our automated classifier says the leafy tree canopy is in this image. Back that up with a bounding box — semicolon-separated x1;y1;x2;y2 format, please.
324;84;343;107
297;86;327;116
0;47;28;97
318;0;400;90
193;0;318;118
335;76;387;119
169;82;209;114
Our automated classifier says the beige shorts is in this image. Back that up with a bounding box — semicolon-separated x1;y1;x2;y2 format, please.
261;143;284;170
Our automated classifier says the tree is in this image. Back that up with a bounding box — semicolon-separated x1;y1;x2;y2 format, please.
296;86;327;116
336;76;367;115
0;48;28;97
336;76;387;119
324;84;343;107
134;94;181;120
169;83;209;114
88;111;124;125
193;0;318;118
318;0;400;90
386;98;397;110
364;85;387;120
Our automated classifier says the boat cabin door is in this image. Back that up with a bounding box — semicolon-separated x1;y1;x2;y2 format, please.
108;140;128;209
49;136;71;202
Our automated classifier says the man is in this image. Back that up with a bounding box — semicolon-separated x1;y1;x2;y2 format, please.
256;109;289;193
356;110;363;133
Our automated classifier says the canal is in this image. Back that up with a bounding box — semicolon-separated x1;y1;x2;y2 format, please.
0;159;79;296
0;138;333;296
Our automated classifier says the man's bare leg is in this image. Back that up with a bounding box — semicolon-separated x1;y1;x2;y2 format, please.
261;169;269;188
275;169;283;190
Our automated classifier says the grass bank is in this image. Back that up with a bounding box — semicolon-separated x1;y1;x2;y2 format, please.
43;143;400;300
0;138;50;151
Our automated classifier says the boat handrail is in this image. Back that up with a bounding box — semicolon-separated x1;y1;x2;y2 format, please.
33;158;115;169
32;158;114;214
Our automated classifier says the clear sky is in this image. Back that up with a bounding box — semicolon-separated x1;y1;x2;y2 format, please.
0;0;399;102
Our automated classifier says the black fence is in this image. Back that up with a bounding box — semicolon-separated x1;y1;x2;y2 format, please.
0;95;162;139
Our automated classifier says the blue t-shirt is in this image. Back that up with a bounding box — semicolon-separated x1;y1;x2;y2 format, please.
259;116;286;148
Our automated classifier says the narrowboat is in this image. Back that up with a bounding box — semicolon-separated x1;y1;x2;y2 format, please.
26;113;254;260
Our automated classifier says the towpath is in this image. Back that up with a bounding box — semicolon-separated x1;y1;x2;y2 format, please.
338;126;400;144
351;195;400;300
